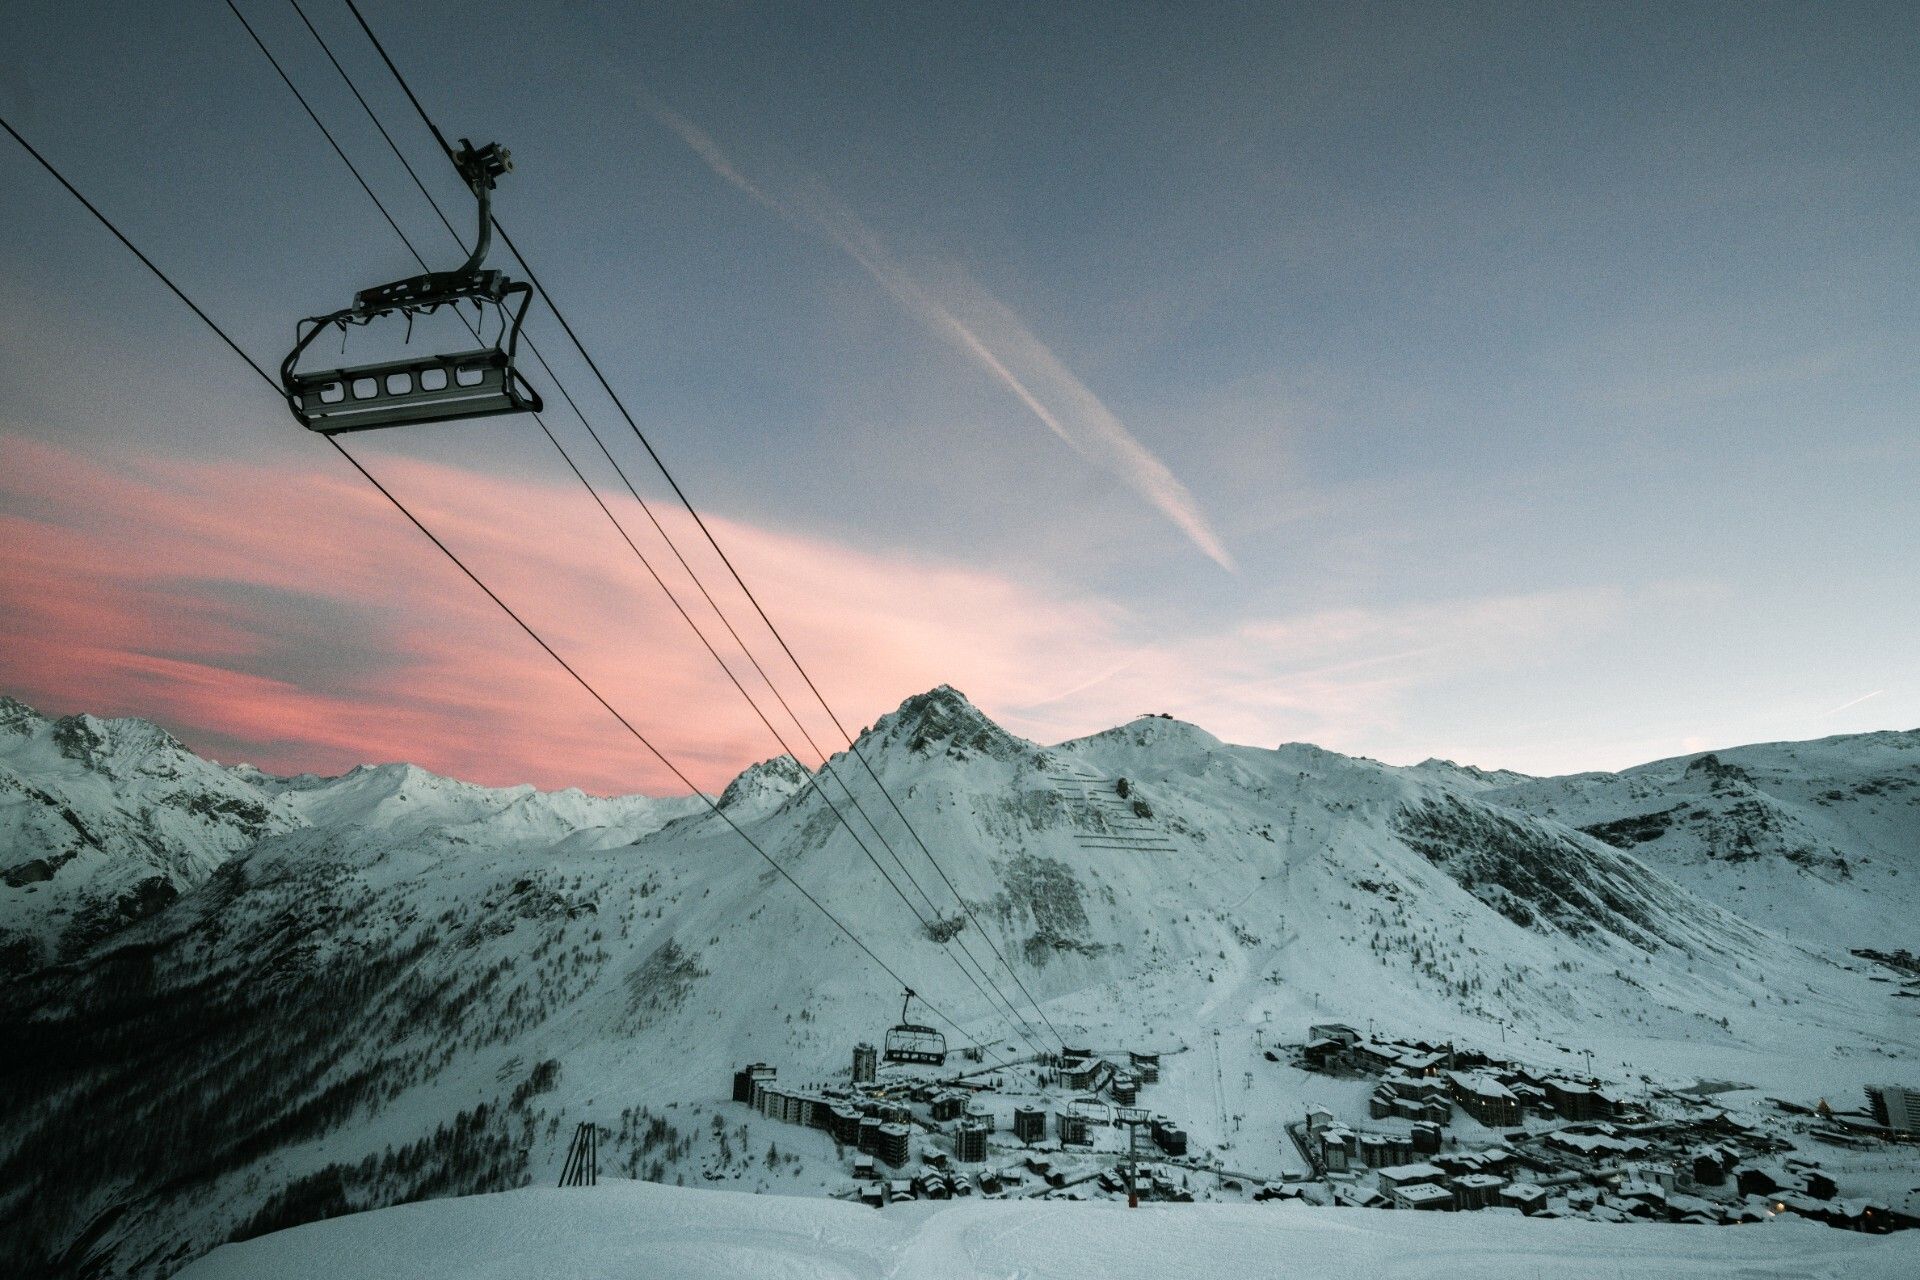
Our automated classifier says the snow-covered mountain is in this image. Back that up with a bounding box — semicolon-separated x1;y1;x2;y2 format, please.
1480;731;1920;946
2;688;1914;1278
0;696;301;973
0;695;703;975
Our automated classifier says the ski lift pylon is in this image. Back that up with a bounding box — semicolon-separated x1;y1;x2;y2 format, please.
280;139;542;434
882;987;947;1066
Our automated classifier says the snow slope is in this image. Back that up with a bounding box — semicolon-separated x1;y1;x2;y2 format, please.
5;688;1916;1278
0;695;704;973
0;697;299;972
1481;732;1920;947
178;1179;1909;1280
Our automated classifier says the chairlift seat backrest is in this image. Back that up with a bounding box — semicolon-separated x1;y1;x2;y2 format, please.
288;347;541;434
883;1021;947;1066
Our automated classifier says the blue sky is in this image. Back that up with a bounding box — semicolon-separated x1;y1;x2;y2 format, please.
1;1;1915;789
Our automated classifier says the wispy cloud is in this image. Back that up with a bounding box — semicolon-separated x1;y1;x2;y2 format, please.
1;437;1618;794
653;108;780;215
1823;689;1884;716
653;107;1236;571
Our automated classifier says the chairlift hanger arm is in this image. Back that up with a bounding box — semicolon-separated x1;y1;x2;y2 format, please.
279;135;541;434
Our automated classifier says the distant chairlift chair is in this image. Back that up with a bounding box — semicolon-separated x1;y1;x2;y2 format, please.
882;988;947;1066
280;139;542;434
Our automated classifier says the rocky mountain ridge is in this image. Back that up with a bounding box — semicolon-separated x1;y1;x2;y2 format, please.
2;688;1914;1278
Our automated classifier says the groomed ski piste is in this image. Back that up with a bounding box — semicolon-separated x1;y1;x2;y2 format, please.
176;1178;1909;1279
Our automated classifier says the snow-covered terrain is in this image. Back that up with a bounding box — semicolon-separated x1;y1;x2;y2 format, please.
2;688;1914;1278
0;695;701;973
177;1179;1911;1279
1481;733;1920;946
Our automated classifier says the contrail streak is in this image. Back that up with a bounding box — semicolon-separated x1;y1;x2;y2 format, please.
654;107;1236;571
1822;689;1884;716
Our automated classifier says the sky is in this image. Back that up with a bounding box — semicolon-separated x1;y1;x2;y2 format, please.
2;1;1916;794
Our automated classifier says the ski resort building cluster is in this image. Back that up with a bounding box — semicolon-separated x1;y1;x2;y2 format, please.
1286;1023;1915;1231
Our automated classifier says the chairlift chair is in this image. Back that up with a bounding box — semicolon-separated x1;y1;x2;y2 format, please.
882;988;947;1066
280;139;542;433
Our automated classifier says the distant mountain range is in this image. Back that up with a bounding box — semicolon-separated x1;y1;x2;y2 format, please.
2;687;1914;1277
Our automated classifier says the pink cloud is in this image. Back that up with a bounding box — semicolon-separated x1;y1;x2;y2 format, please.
0;435;1626;793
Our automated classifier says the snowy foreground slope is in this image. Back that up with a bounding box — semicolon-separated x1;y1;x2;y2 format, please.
3;688;1916;1277
178;1180;1908;1280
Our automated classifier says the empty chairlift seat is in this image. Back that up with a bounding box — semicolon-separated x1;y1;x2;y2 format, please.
286;342;541;434
279;139;544;436
882;989;947;1066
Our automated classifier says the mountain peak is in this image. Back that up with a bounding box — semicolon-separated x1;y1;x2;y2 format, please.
716;755;811;816
1683;752;1755;790
866;685;1028;763
0;694;43;736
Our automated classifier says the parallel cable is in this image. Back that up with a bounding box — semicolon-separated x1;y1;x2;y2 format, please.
339;0;1066;1051
223;0;430;276
225;4;1047;1061
0;107;1021;1066
298;0;1055;1055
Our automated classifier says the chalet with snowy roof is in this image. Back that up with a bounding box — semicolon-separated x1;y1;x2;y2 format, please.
1618;1161;1675;1194
1301;1037;1345;1070
1544;1078;1605;1121
1664;1192;1723;1225
1376;1162;1446;1192
1383;1072;1450;1102
1499;1183;1548;1214
1545;1130;1649;1160
1507;1081;1547;1112
1332;1184;1386;1210
1309;1022;1361;1046
1129;1050;1162;1081
1253;1182;1309;1203
1451;1173;1507;1210
1397;1050;1445;1077
1391;1095;1450;1125
1392;1181;1454;1211
1352;1041;1403;1074
1446;1071;1520;1126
